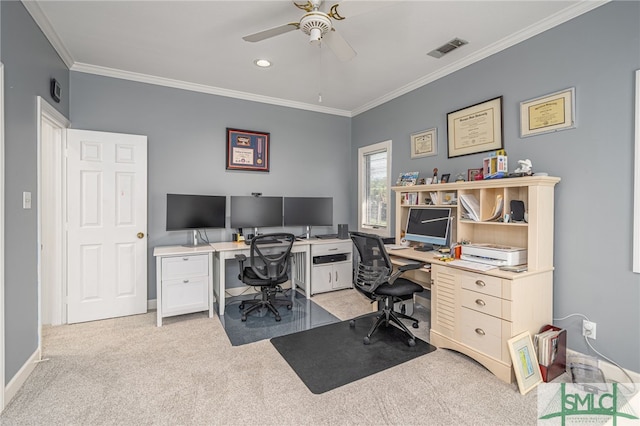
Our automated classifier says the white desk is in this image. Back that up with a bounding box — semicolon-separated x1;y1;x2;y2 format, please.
210;240;313;316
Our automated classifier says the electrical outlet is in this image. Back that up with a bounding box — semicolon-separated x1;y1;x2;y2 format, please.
582;320;597;339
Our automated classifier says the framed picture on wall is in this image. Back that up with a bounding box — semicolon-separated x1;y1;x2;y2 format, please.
520;87;576;138
226;128;270;172
447;97;503;158
410;127;437;158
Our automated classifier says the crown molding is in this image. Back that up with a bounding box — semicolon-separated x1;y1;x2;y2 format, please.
23;0;608;118
70;62;352;117
21;0;74;68
351;0;610;116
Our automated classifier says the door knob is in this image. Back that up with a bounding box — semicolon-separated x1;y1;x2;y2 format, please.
137;232;145;239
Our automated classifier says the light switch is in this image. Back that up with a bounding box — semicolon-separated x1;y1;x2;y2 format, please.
23;191;32;209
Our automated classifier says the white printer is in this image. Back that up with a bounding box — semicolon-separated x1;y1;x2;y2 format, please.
460;243;527;266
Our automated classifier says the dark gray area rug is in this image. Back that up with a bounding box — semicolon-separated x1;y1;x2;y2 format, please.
271;313;437;394
219;292;340;346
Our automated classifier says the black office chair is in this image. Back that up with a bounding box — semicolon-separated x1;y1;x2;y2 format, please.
235;233;295;322
349;231;425;346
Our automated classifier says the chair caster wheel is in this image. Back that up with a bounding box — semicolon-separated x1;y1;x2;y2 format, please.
275;316;281;322
239;304;245;310
349;320;355;327
241;315;247;322
408;338;416;347
363;336;370;345
287;304;292;310
412;322;419;329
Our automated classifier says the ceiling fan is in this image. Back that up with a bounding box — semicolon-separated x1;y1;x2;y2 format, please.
242;0;376;62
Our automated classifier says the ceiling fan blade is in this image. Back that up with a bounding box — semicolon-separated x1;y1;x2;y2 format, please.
243;23;299;42
328;0;392;20
323;29;356;62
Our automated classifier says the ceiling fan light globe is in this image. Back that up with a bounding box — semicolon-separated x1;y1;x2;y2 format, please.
309;27;322;43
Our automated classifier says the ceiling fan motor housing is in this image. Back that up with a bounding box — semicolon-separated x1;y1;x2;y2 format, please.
300;12;332;40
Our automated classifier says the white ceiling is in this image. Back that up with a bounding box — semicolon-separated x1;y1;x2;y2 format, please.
25;0;607;117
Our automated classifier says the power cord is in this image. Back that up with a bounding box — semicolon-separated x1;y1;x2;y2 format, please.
553;313;637;393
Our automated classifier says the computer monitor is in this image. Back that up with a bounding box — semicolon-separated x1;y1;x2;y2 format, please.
404;207;452;251
230;196;283;233
166;194;226;246
283;197;333;238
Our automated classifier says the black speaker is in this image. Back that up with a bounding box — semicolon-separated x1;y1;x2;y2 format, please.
510;200;525;222
338;224;349;239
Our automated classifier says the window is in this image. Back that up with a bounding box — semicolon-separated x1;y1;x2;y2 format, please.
358;140;392;237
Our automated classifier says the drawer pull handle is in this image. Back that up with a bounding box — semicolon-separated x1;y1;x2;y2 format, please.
183;279;189;283
475;280;486;287
328;248;338;251
475;328;486;336
475;299;486;306
182;257;189;261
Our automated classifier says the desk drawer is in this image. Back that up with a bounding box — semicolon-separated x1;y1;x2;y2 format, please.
312;241;352;257
162;254;209;280
461;289;503;318
460;271;503;298
460;307;502;360
162;276;208;316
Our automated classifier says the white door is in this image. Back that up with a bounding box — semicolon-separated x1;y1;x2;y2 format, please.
66;129;147;323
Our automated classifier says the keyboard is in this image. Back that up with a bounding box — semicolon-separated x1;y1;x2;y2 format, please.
244;238;280;245
315;234;338;239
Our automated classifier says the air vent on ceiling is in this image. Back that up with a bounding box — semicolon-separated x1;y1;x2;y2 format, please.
427;38;468;59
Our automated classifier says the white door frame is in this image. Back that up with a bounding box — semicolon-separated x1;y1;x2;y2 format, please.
1;61;6;412
36;97;70;338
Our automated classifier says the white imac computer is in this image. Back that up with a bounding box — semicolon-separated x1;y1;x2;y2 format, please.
404;207;452;251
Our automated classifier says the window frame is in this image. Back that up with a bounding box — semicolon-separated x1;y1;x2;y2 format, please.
357;140;392;237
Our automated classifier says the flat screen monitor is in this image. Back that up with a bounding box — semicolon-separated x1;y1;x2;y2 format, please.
166;194;226;231
230;196;283;229
404;207;452;249
283;197;333;227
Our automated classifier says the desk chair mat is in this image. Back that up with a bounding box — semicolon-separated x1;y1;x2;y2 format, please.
270;313;436;394
219;292;340;346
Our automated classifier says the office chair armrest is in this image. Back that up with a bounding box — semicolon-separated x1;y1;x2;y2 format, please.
388;262;425;284
398;263;425;272
235;254;247;280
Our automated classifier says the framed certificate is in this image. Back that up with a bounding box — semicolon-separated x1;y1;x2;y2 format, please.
226;128;270;172
520;88;575;137
410;127;437;158
447;97;503;158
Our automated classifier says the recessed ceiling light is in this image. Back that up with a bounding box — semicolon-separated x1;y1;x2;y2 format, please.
254;59;272;68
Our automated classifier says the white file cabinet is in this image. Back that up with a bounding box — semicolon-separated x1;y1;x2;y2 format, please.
154;247;214;326
311;240;353;295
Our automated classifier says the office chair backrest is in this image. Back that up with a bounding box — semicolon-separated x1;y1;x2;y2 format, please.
350;231;392;295
249;233;295;281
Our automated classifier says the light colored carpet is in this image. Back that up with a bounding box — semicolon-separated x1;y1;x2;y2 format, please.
0;289;542;425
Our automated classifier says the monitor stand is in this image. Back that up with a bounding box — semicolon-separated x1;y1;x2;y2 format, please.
414;244;434;252
182;229;200;248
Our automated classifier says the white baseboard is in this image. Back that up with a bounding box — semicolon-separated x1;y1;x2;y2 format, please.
5;346;41;407
147;299;157;311
566;349;640;383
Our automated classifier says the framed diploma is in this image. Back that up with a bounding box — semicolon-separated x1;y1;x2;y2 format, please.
520;88;575;138
226;128;270;172
410;127;437;158
447;97;503;158
508;331;542;395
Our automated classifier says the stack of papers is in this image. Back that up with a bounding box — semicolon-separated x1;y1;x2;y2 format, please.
459;194;480;221
485;194;504;221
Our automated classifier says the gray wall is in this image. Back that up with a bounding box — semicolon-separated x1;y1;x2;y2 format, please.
352;1;640;371
69;73;352;297
1;1;70;383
